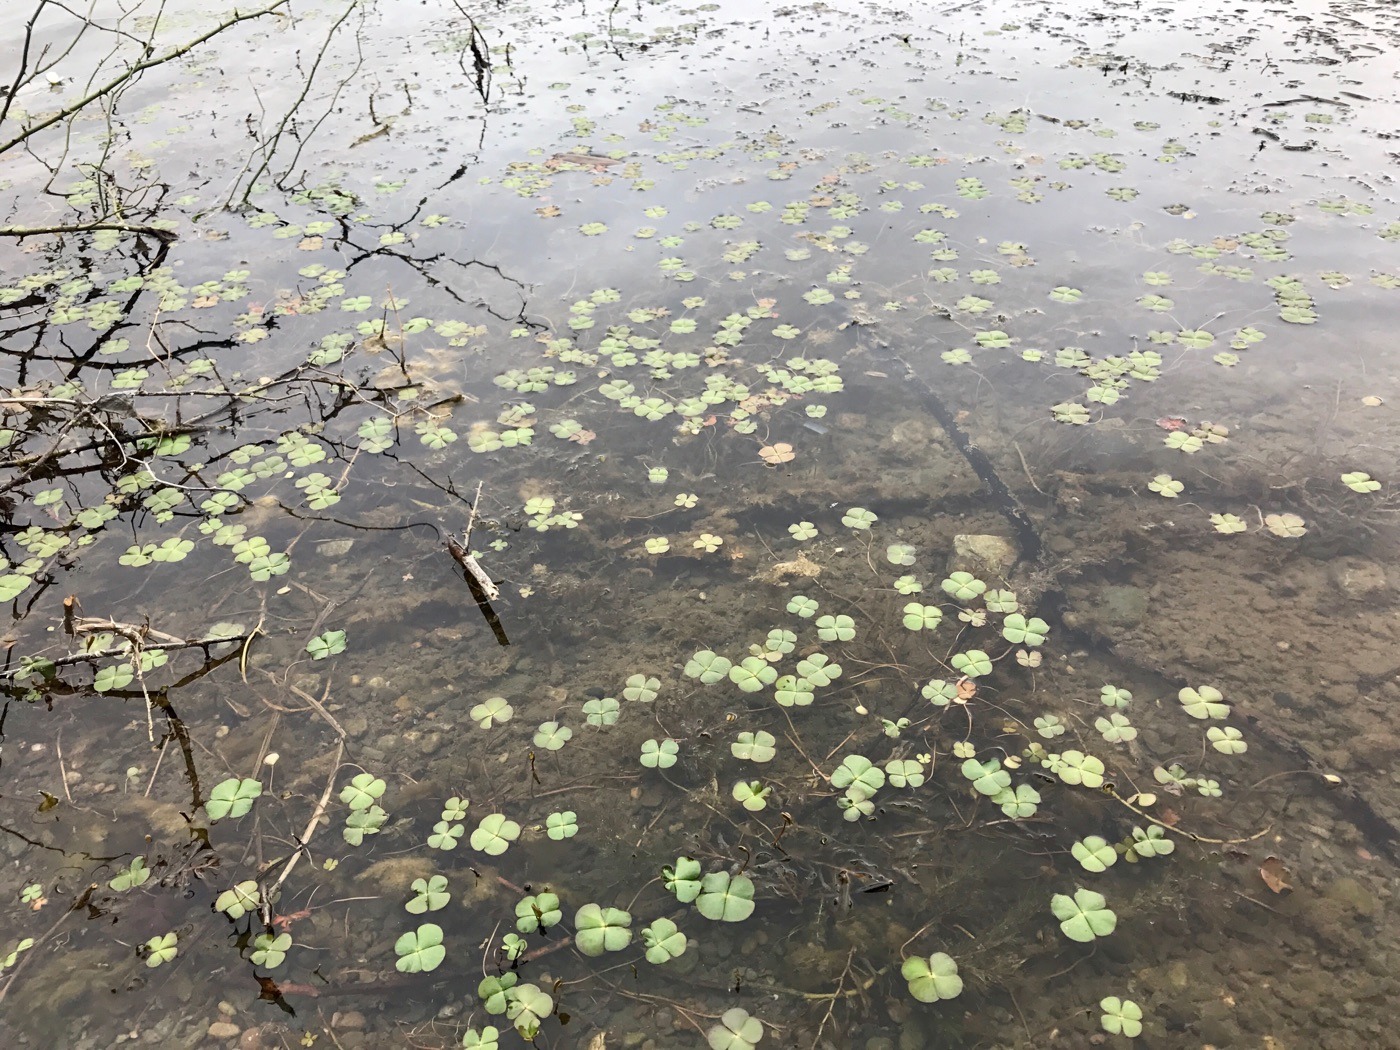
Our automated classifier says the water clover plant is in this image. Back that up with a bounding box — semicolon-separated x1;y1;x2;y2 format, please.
707;1008;764;1050
901;952;964;1002
470;697;513;728
442;797;469;821
994;783;1041;818
831;754;885;800
470;813;521;856
305;629;346;660
109;858;150;892
796;653;841;685
407;875;450;914
215;881;260;920
1208;725;1247;754
1341;471;1381;493
1100;997;1144;1038
428;821;464;850
902;603;943;631
479;972;518;1014
885;758;926;788
623;674;660;702
250;932;291;969
1179;685;1229;719
340;772;386;810
395;923;446;972
696;872;756;921
1071;835;1118;873
506;984;554;1041
1001;614;1048;646
205;777;262;822
1035;715;1066;738
815;614;856;642
515;892;562;933
941;571;986;601
1100;684;1132;708
950;649;992;677
1129;825;1175;859
786;595;819;617
788;521;818;540
773;675;815;707
546;810;579;839
685;649;732;683
642;918;689;964
461;1027;500;1050
574;904;633;955
731;730;777;763
1054;750;1106;788
641;738;679;768
886;543;916;565
145;932;178;968
533;721;572;750
664;858;703;903
961;757;1011;796
730;657;778;692
923;679;959;706
841;506;877;530
1051;888;1118;942
583;697;620;726
1096;712;1137;744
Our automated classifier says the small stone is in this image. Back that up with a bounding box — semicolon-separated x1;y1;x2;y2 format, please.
332;1011;366;1030
951;534;1017;577
206;1022;241;1040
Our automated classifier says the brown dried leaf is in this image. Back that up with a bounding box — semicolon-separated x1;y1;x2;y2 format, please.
567;428;596;446
759;442;795;465
298;236;323;251
1259;856;1292;894
955;677;977;701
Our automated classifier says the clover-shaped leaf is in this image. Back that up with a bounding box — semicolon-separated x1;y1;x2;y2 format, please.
1207;725;1247;754
574;903;633;956
993;783;1041;818
478;972;518;1014
1096;712;1137;744
1178;685;1229;719
623;674;660;702
815;613;856;641
407;875;450;914
546;810;579;839
1100;997;1144;1038
461;1026;500;1050
395;923;446;973
831;755;884;800
901;952;963;1002
470;813;521;856
941;571;986;601
729;657;778;692
772;675;815;708
1341;471;1381;493
1071;835;1118;873
1055;750;1106;789
841;506;877;530
949;650;992;678
513;891;562;933
696;872;755;922
795;653;841;686
305;630;347;660
707;1008;764;1050
1100;685;1132;708
1051;887;1117;942
506;983;554;1041
340;772;386;811
664;857;703;903
205;777;262;822
145;932;178;968
961;758;1011;796
470;696;513;728
427;820;464;851
732;780;771;812
902;603;943;631
533;720;573;750
1001;614;1048;646
641;738;679;768
250;931;291;969
583;697;620;727
685;650;732;684
109;857;150;892
1130;825;1175;859
641;917;689;964
731;730;777;763
885;758;926;788
215;881;260;920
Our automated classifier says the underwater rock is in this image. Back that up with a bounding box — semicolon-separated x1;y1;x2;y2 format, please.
951;533;1016;577
1327;557;1389;602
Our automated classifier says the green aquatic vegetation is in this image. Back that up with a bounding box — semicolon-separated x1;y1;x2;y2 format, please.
787;595;819;617
885;758;926;788
574;904;633;956
470;697;513;728
623;674;660;702
708;1008;764;1050
994;783;1041;818
215;881;260;920
763;629;796;656
1052;405;1090;428
841;506;877;530
831;755;884;800
731;730;777;763
816;613;856;642
941;571;986;601
961;757;1011;796
643;536;671;554
583;697;620;726
479;972;517;1015
902;603;943;631
950;649;993;677
341;773;386;811
641;738;679;768
773;675;814;707
515;892;562;934
693;532;724;552
686;650;733;683
922;678;959;706
1129;825;1175;859
788;520;818;540
1207;725;1247;754
642;917;689;964
470;814;521;856
250;932;291;970
901;952;963;1002
1341;471;1381;493
145;932;178;968
984;589;1018;613
1071;835;1118;873
205;777;262;822
1001;614;1048;646
407;875;450;914
1096;712;1137;744
1147;474;1183;497
1100;997;1144;1038
533;721;573;750
1034;715;1065;738
732;780;770;811
427;821;464;851
343;805;388;846
1210;513;1247;534
109;857;150;892
545;811;579;839
882;716;911;738
730;657;778;692
1051;887;1117;942
395;924;446;974
886;543;916;565
305;629;346;660
1100;685;1132;709
895;575;922;595
1054;750;1106;788
1179;685;1229;719
461;1027;499;1050
696;871;756;922
1264;512;1306;537
664;858;703;904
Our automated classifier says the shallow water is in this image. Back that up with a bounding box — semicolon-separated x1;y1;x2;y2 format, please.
0;1;1397;1048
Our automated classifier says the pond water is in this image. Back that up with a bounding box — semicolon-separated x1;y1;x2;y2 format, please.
1;1;1398;1047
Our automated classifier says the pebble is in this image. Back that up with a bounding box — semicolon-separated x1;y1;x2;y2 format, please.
207;1021;241;1040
